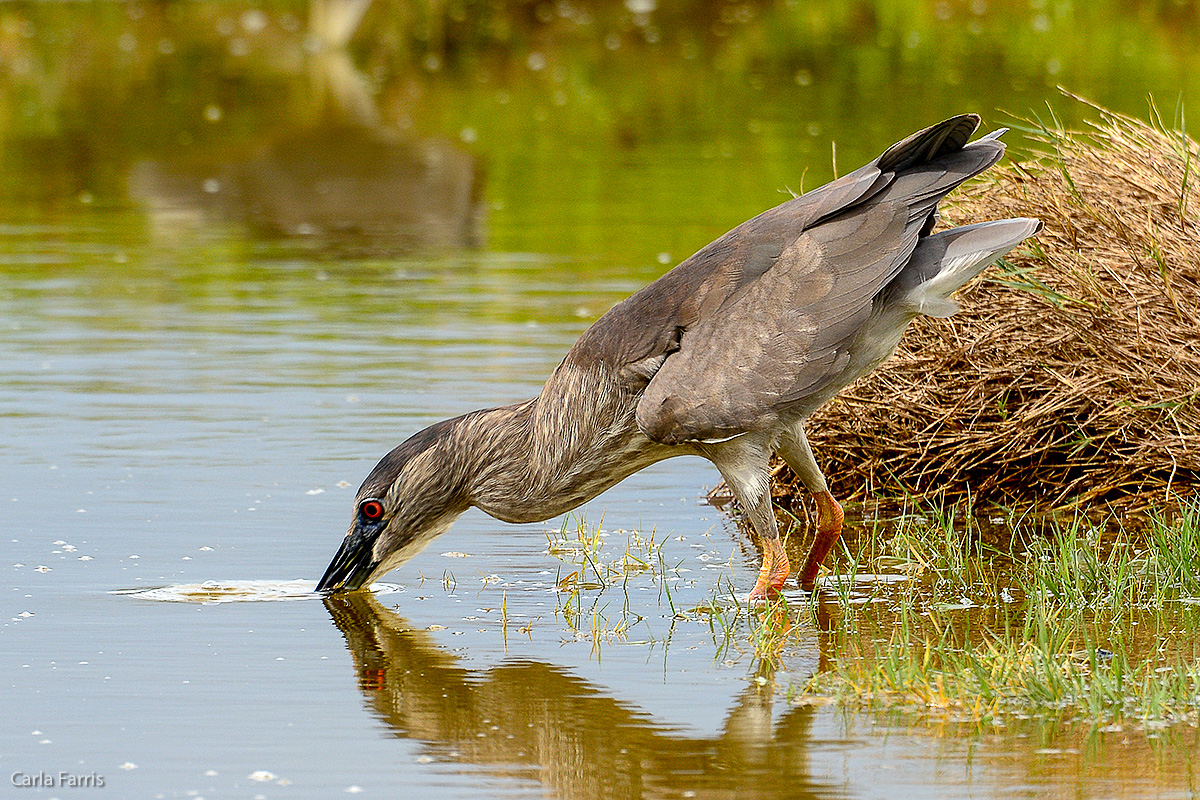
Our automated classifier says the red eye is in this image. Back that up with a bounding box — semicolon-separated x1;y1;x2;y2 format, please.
360;500;384;521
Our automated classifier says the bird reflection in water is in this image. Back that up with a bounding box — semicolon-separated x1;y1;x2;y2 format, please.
323;592;846;800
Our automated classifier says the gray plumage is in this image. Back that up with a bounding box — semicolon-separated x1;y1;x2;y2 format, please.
318;114;1042;597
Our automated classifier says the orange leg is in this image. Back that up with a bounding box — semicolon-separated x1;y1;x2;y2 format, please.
748;535;790;603
797;490;844;588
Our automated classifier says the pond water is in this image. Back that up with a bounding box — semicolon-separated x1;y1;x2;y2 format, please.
3;2;1199;799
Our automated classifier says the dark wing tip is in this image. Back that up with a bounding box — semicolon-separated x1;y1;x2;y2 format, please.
876;114;982;173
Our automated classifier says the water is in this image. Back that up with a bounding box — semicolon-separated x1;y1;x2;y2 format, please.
4;3;1200;798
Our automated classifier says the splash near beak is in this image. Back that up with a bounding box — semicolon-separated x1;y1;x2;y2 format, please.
317;529;378;593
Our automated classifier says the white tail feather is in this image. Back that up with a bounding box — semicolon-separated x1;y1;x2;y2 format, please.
901;217;1042;317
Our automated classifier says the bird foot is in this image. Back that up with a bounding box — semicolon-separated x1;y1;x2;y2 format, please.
748;536;790;604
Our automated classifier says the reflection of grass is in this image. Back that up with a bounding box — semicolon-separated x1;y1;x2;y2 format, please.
547;514;667;591
800;497;1200;729
806;595;1200;729
689;590;808;666
747;597;807;663
544;514;684;653
542;515;808;664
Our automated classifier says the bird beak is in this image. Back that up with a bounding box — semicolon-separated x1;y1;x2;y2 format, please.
317;527;379;593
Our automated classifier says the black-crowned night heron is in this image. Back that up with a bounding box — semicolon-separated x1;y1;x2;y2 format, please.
318;114;1041;601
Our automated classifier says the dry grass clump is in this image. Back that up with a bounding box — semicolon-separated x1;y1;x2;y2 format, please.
772;98;1200;511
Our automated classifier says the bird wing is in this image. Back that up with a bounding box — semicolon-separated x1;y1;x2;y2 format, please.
558;115;999;443
563;161;892;383
634;198;914;443
632;134;1006;445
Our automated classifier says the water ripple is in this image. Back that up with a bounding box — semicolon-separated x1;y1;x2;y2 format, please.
112;580;401;603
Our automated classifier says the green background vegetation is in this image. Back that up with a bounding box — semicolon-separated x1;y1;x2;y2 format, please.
2;0;1199;272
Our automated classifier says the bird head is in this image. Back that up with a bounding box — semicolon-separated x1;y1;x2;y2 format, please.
317;419;470;593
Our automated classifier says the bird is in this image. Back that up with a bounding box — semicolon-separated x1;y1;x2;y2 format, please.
317;114;1041;601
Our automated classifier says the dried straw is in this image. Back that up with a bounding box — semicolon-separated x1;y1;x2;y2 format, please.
733;97;1200;511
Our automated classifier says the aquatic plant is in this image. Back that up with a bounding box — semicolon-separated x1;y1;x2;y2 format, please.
799;497;1200;729
544;514;691;652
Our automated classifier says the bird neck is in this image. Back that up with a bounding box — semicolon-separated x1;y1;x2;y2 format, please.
457;363;670;524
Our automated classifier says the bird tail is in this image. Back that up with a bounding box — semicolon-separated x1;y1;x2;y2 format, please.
896;217;1043;317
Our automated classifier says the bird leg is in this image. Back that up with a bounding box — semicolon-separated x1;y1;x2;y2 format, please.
710;442;789;603
796;490;843;588
776;425;843;590
740;492;790;603
748;534;790;603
